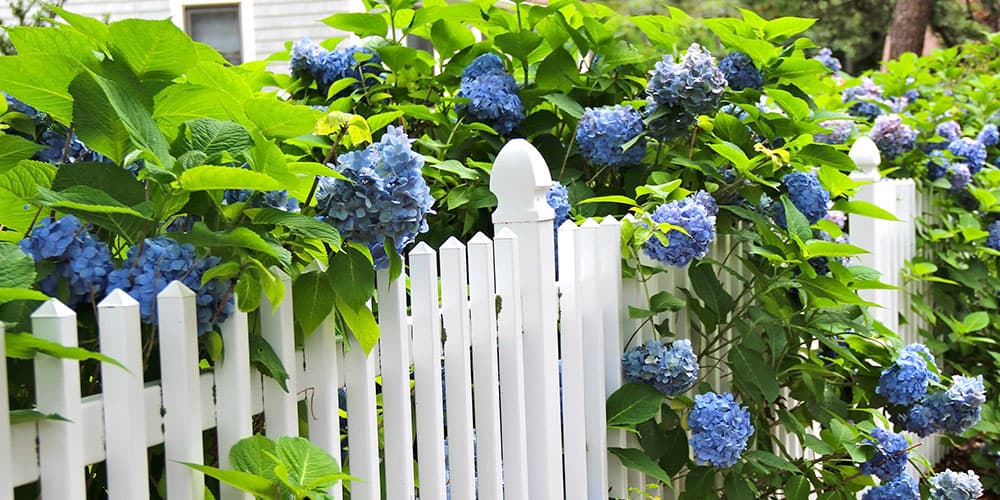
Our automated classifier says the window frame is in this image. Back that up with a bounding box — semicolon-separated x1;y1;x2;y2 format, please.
170;0;256;63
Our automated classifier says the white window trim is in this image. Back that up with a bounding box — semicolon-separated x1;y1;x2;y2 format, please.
170;0;256;63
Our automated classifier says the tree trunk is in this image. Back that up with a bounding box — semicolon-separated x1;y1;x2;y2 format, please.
887;0;935;59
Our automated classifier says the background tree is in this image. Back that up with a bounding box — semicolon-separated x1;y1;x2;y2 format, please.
887;0;935;58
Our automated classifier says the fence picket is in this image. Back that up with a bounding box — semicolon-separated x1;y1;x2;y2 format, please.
599;216;628;498
0;321;9;500
345;330;381;500
260;268;298;438
214;298;253;500
409;242;448;499
557;221;588;500
303;312;343;500
579;219;610;499
157;282;205;499
376;268;415;500
98;290;150;500
440;238;477;499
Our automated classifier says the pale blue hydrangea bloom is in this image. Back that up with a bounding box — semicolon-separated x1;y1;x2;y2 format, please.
947;138;987;173
687;392;754;468
547;182;571;227
876;343;939;405
862;473;919;500
929;469;983;500
575;105;647;168
985;220;1000;250
870;114;917;160
717;51;762;91
813;47;842;73
927;150;950;181
642;191;717;267
621;339;698;396
859;428;910;480
224;189;300;212
899;375;986;437
948;163;972;192
773;171;830;227
842;77;884;103
977;124;998;147
645;43;727;139
814;120;855;145
935;121;963;141
289;38;382;97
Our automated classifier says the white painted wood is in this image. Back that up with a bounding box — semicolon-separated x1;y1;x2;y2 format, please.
345;329;381;500
557;221;588;500
260;268;298;438
408;242;448;500
31;299;85;500
157;282;205;500
0;322;12;500
492;229;530;500
303;311;343;500
97;290;150;500
376;268;415;500
578;219;609;499
439;237;476;500
599;216;628;498
466;233;503;500
214;297;254;500
489;139;565;500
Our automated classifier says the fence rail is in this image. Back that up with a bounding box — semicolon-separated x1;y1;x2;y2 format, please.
1;138;941;499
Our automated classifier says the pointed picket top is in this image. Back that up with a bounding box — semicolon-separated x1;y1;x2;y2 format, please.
580;218;600;229
98;288;139;309
468;232;492;246
494;227;519;242
850;136;881;177
409;241;436;256
440;236;466;251
31;298;75;319
303;258;328;274
158;280;195;299
490;139;555;224
268;265;292;283
558;220;577;233
600;215;621;228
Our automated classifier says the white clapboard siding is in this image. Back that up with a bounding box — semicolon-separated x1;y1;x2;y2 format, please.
376;268;415;500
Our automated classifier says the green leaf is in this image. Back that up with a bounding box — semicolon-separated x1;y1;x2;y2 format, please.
784;476;811;500
244;208;342;250
321;12;388;37
429;160;479;180
708;142;751;170
0;135;44;171
275;436;344;490
608;448;672;484
767;89;810;121
6;26;100;65
5;332;125;370
51;6;110;47
328;247;375;309
494;31;544;60
249;334;290;392
832;200;899;221
0;243;34;289
0;287;49;304
577;195;637;207
68;71;133;165
185;119;254;158
649;290;685;313
0;55;79;125
723;474;755;500
606;382;665;426
961;311;989;333
536;47;578;93
780;194;812;241
35;185;151;218
0;160;55;198
429;19;475;58
542;93;584;119
730;346;780;402
688;263;733;319
798;144;856;171
51;162;146;207
763;17;815;41
178;223;283;261
108;19;198;79
335;295;380;354
230;435;278;477
9;409;70;425
179;165;285;192
744;450;799;472
293;271;336;336
245;99;324;139
366;111;404;134
181;462;275;497
152;85;243;143
803;240;869;258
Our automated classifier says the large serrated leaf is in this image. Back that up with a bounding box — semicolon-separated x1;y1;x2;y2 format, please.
335;294;380;354
181;462;275;497
108;19;198;79
177;223;282;261
229;435;278;478
0;243;36;289
185;118;253;158
51;162;145;207
244;208;342;250
35;185;151;219
152;85;244;143
275;436;344;490
0;135;44;172
327;247;375;309
0;160;55;198
0;55;79;125
245;99;324;139
606;382;665;426
321;12;388;38
179;165;285;192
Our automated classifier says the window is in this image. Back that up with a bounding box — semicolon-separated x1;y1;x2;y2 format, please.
184;4;242;64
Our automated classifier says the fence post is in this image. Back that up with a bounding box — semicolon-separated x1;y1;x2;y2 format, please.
489;139;565;500
98;290;150;500
32;299;85;499
0;322;11;500
214;295;254;500
848;137;895;328
260;268;298;438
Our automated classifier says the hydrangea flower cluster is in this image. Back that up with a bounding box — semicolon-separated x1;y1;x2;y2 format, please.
107;236;233;335
848;101;883;121
842;77;884;103
876;343;939;405
547;182;571;228
622;339;698;396
4;93;41;120
35;128;103;164
814;120;855;145
862;473;919;500
575;105;647;168
645;43;727;139
926;150;950;181
869;114;917;160
20;215;114;308
985;220;1000;251
859;428;910;480
717;51;763;91
936;121;963;141
928;469;983;500
223;189;300;212
773;171;830;227
315;126;433;268
898;375;986;437
642;191;717;267
457;53;524;135
813;48;842;73
290;38;382;97
687;392;754;468
947;163;972;192
947;137;987;173
978;124;998;147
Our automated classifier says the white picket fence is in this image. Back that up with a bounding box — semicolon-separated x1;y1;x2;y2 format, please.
0;138;941;500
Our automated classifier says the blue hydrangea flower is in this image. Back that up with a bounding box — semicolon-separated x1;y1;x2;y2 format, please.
826;210;847;229
575;105;647;168
34;128;103;164
862;473;919;500
223;189;300;212
645;43;727;139
316;126;434;268
20;215;113;308
19;215;83;260
457;54;523;135
691;190;718;217
859;428;910;480
815;120;855;145
985;220;1000;250
842;77;884;103
948;163;971;192
870;114;917;160
947;138;987;173
547;182;571;227
773;171;830;227
107;236;233;335
813;48;842;73
903;89;920;102
900;375;986;437
978;124;998;147
876;343;939;405
290;39;382;97
290;38;325;78
461;53;508;80
927;150;950;181
687;392;754;468
717;51;763;91
848;101;883;121
929;469;984;500
642;192;717;268
936;121;963;141
718;103;749;122
622;339;698;396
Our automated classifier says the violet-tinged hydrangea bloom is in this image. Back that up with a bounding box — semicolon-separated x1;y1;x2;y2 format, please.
903;89;919;102
876;343;939;405
900;375;986;436
978;124;999;147
20;215;114;308
642;192;717;267
985;221;1000;250
773;171;830;227
290;38;382;97
859;428;910;480
224;189;300;212
107;236;233;335
870;114;917;160
645;43;727;139
826;210;847;229
948;163;971;192
814;48;842;73
717;51;763;91
691;190;719;217
842;77;884;103
936;121;963;141
929;469;984;500
687;392;754;468
622;339;698;396
861;473;919;500
575;105;647;168
927;150;950;181
815;120;855;145
315;126;434;268
848;101;883;121
457;54;524;135
947;138;987;173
